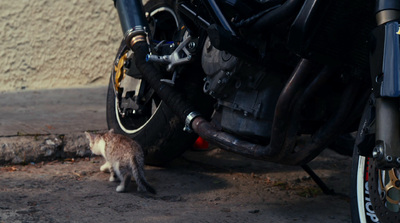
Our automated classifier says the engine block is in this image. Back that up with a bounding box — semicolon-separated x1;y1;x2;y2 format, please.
201;37;285;139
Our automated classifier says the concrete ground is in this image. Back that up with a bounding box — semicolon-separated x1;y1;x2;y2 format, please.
0;86;353;222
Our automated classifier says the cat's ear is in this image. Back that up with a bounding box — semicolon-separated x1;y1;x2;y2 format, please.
109;128;114;133
84;131;94;141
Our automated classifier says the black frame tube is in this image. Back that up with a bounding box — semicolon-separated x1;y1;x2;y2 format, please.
250;0;304;32
205;0;236;36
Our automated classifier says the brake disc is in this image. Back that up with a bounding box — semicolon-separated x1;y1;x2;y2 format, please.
368;160;400;222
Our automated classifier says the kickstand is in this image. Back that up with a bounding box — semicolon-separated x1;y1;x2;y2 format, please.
301;164;336;195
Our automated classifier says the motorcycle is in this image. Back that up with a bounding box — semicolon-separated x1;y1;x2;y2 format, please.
106;0;400;222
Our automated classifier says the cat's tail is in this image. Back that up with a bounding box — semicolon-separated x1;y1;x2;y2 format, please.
131;156;156;194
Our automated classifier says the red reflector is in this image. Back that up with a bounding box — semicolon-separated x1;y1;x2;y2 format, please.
193;137;209;149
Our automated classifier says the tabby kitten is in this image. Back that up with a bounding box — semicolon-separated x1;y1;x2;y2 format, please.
85;129;155;194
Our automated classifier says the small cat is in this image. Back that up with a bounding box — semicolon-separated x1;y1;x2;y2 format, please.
85;129;156;194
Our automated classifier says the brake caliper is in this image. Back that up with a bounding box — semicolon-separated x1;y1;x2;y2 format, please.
114;53;128;92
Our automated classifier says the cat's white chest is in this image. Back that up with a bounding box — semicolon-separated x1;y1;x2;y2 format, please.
94;138;107;158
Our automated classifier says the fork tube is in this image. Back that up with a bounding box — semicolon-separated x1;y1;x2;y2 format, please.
375;98;400;168
376;0;400;25
114;0;148;45
372;0;400;169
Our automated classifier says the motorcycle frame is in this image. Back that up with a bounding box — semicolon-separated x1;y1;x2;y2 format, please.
113;0;400;166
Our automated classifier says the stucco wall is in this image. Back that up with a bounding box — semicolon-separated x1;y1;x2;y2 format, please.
0;0;121;92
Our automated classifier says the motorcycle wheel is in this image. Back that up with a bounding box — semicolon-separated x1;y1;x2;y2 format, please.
350;97;400;223
106;0;197;165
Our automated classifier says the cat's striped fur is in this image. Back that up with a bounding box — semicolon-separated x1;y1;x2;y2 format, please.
85;129;155;194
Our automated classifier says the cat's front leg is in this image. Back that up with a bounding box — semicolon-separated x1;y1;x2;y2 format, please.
100;162;111;173
109;173;119;182
108;166;119;182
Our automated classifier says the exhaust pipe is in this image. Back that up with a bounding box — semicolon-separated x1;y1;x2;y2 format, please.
132;40;316;161
190;58;316;159
191;116;278;158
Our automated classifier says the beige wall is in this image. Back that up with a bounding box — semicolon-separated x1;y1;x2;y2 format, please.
0;0;121;92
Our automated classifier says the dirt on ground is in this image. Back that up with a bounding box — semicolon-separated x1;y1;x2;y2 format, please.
0;148;352;223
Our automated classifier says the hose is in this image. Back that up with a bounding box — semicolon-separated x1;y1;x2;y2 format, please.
131;41;196;122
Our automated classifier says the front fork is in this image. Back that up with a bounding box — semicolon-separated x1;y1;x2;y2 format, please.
371;0;400;169
113;0;149;47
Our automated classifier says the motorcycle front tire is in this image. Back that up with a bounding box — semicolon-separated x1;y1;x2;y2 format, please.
106;73;197;166
350;96;400;223
106;0;198;166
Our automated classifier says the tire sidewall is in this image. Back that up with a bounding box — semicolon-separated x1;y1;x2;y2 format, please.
350;94;383;223
351;149;381;223
106;72;197;165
